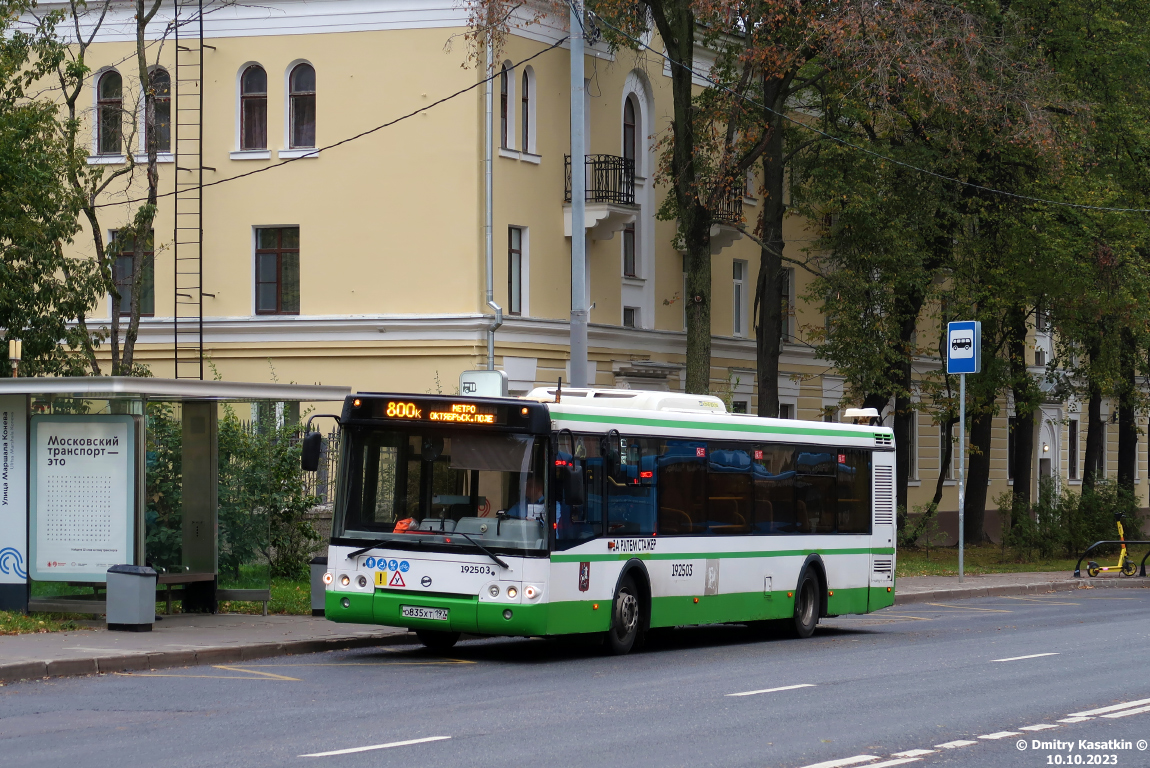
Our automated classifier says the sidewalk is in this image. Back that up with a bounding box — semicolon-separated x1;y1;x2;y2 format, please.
896;570;1150;605
0;613;413;684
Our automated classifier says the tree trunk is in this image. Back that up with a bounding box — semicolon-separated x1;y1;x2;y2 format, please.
964;399;994;544
891;287;924;513
754;98;786;417
1007;305;1035;513
933;417;957;508
1117;328;1137;493
648;1;710;394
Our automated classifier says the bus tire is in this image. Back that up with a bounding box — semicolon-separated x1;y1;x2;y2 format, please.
606;575;642;655
792;571;819;639
416;629;461;652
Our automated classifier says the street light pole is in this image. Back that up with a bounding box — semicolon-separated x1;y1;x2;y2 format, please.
568;0;588;387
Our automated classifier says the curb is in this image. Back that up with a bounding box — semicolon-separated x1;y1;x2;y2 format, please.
895;577;1150;605
0;630;419;685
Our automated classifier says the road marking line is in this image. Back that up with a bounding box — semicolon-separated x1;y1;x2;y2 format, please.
979;731;1022;740
795;756;878;768
991;653;1060;662
891;749;937;757
213;665;301;681
1058;717;1093;723
1069;698;1150;717
300;736;451;757
934;740;978;749
727;683;816;697
1020;724;1059;731
1101;704;1150;719
114;672;291;681
240;660;474;667
868;760;922;768
924;602;1012;613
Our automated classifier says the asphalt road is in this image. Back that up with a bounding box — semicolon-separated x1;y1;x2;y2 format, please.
1;589;1148;768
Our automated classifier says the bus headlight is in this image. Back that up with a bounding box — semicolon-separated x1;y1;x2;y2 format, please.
524;586;538;599
322;572;333;585
506;586;518;599
488;584;500;597
340;574;351;587
357;575;368;588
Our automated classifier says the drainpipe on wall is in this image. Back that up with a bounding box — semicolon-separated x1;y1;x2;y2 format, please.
485;28;503;371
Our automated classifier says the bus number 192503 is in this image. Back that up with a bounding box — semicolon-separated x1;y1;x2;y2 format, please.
671;563;694;578
460;564;495;576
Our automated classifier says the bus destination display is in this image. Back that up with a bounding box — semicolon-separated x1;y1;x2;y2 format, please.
380;400;504;425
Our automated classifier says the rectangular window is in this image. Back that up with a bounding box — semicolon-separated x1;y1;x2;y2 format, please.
1069;419;1079;480
779;403;794;420
733;260;746;336
907;410;918;480
623;223;636;277
1008;416;1017;480
607;437;656;536
795;448;836;534
837;450;872;534
657;440;707;534
707;444;752;534
1099;421;1107;478
623;307;638;328
753;445;796;532
110;231;154;317
255;227;300;315
780;267;794;342
556;434;604;550
508;227;522;316
941;423;954;480
732;401;748;414
682;255;689;331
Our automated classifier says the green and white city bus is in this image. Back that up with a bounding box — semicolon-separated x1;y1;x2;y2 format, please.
305;389;896;654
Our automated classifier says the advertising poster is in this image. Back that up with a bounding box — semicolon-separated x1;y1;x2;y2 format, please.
30;415;135;582
0;395;28;585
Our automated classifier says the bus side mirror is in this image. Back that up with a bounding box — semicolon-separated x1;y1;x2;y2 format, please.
301;431;323;472
562;464;584;506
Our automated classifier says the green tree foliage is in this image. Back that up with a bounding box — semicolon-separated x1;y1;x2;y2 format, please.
144;402;183;569
0;0;103;375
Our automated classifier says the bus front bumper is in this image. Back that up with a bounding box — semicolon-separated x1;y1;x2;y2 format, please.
325;589;550;636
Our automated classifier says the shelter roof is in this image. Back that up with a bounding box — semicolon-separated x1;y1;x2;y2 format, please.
0;377;350;402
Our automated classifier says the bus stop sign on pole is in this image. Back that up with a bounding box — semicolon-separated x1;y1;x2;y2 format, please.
947;320;980;583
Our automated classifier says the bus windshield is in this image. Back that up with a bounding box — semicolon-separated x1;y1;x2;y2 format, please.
333;426;548;553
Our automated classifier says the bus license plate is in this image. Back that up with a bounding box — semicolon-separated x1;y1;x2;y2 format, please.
401;605;448;621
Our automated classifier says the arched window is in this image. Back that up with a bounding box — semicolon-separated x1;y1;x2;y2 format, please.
289;63;316;149
97;70;122;155
521;70;530;152
240;65;267;150
499;65;510;148
623;96;637;164
148;68;171;153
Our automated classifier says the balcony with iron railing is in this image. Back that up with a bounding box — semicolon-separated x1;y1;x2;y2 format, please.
563;154;638;240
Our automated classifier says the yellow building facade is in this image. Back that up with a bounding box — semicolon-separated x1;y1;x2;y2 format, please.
38;0;1149;524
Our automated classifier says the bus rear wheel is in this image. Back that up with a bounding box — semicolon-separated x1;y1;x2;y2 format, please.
606;575;642;655
416;629;461;652
792;572;819;639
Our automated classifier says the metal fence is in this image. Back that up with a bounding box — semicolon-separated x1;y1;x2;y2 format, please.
297;428;340;505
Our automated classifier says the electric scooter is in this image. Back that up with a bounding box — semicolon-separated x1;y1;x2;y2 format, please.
1086;511;1139;577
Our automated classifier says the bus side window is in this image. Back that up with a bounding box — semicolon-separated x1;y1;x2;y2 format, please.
658;440;707;534
607;437;656;535
555;435;604;550
707;444;751;534
837;449;871;533
753;445;796;533
796;448;836;534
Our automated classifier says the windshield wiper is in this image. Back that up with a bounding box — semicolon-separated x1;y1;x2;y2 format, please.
347;539;396;559
453;531;509;569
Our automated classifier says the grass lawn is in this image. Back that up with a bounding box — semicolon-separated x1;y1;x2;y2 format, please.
0;612;91;635
897;543;1091;578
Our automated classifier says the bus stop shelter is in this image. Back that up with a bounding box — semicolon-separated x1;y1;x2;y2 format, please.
0;377;350;615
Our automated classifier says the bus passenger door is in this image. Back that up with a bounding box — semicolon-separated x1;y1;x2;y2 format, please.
869;459;895;608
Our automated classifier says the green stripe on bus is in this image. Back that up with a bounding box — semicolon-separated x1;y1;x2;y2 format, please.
551;410;887;439
551;547;894;563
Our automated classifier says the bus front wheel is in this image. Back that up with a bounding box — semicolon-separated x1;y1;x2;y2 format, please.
606;575;642;655
416;629;461;652
792;572;819;639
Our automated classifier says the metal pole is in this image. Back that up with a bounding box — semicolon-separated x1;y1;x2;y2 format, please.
568;0;588;387
484;28;502;369
958;373;966;582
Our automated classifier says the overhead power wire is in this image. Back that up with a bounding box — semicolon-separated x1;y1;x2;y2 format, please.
585;8;1150;215
96;37;568;208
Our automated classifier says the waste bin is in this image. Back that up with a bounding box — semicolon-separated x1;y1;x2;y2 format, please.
310;556;328;616
106;564;157;631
